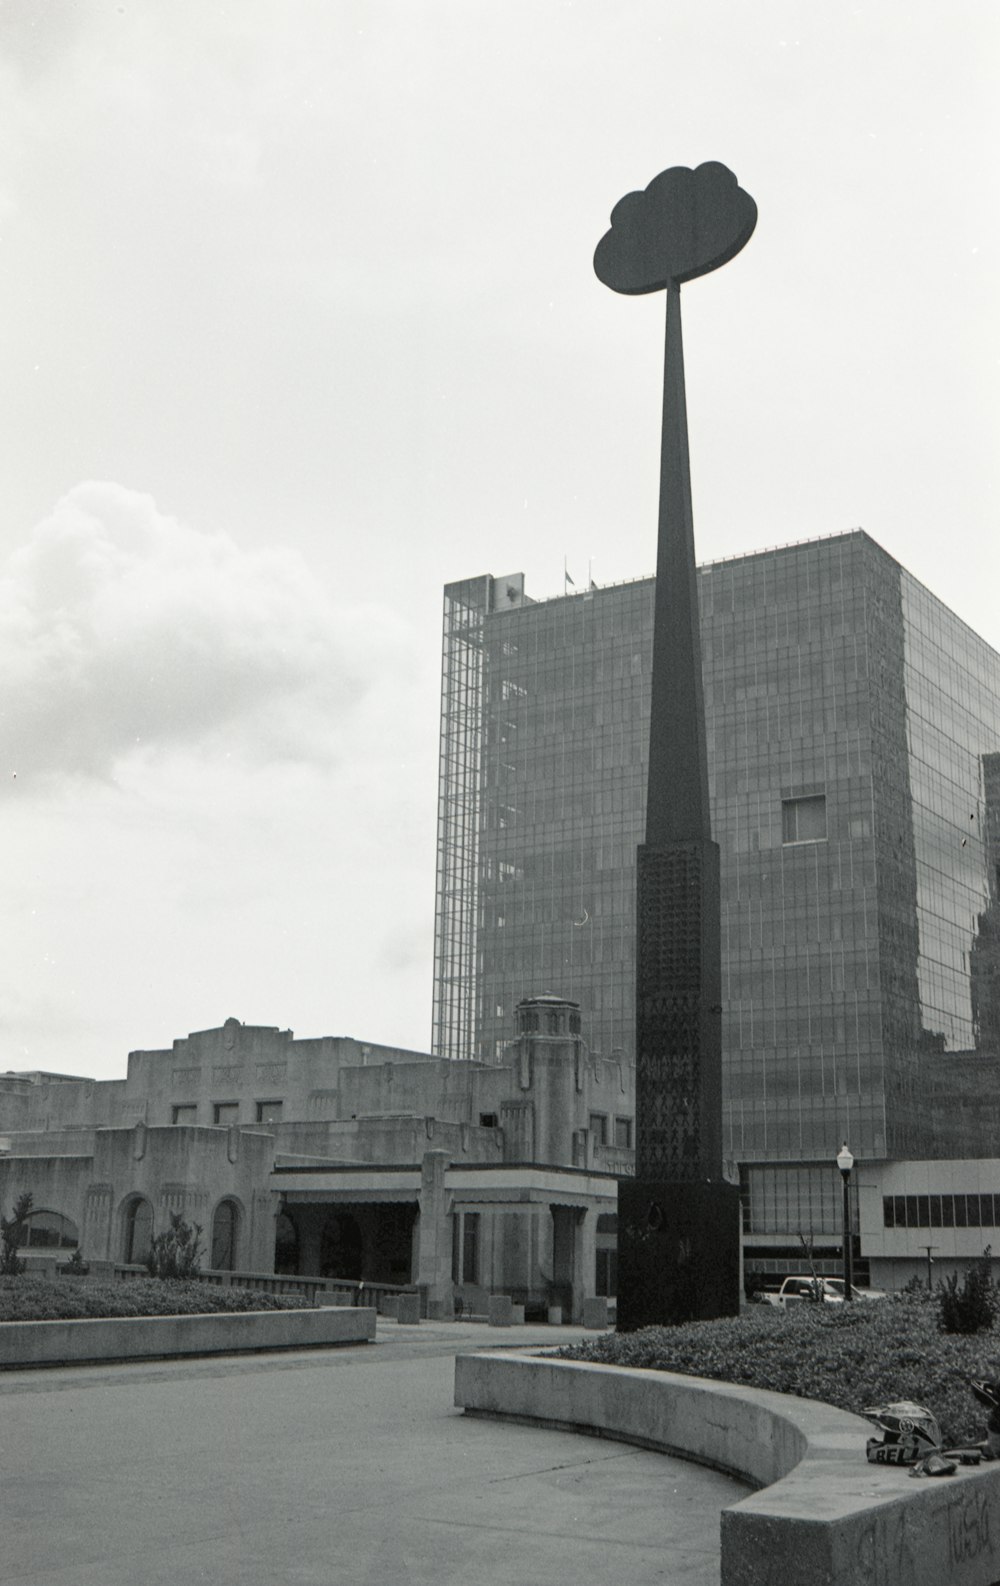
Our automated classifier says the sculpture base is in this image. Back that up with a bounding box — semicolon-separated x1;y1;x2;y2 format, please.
617;1179;741;1331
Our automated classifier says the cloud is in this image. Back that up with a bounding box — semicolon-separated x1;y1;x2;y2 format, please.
0;0;86;82
0;482;404;790
594;161;757;295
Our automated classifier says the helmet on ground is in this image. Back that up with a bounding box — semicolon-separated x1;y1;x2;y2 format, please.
863;1401;942;1466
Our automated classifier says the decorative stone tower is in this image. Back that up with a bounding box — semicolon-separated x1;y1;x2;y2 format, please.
510;993;584;1167
594;162;756;1327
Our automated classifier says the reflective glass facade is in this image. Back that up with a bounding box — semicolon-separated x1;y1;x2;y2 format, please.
433;533;1000;1165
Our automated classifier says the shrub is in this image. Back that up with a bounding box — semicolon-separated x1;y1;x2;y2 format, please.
0;1192;32;1277
557;1296;999;1447
937;1249;999;1335
146;1213;204;1280
63;1247;88;1275
902;1273;931;1299
0;1276;310;1322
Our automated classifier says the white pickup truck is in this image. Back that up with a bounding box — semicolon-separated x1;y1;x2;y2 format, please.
761;1276;886;1308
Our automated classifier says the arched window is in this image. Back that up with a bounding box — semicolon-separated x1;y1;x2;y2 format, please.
122;1197;153;1264
211;1199;239;1271
274;1212;299;1275
17;1210;79;1250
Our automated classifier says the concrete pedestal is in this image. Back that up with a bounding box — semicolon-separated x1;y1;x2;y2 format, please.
582;1297;610;1329
396;1292;421;1324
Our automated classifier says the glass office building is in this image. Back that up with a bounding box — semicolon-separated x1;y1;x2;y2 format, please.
432;531;1000;1168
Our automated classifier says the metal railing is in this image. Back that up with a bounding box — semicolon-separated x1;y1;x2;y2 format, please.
99;1263;420;1313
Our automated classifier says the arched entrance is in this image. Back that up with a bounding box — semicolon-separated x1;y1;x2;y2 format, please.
211;1199;239;1271
122;1196;153;1264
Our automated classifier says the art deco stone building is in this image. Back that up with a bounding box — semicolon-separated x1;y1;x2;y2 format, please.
433;532;1000;1275
0;1003;632;1318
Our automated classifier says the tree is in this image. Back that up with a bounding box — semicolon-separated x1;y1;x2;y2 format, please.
937;1247;999;1334
0;1192;33;1276
145;1212;204;1280
797;1230;824;1302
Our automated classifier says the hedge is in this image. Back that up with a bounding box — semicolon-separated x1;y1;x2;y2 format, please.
558;1295;995;1447
0;1276;310;1323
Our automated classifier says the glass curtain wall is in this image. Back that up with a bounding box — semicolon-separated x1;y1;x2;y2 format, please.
436;533;1000;1162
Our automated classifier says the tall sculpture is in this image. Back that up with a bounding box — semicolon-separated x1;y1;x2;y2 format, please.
594;162;756;1327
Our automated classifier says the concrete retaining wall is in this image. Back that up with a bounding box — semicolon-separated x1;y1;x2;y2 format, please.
454;1350;1000;1586
1;1305;376;1369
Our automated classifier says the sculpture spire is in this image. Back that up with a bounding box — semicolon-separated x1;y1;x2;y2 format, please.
594;160;756;1325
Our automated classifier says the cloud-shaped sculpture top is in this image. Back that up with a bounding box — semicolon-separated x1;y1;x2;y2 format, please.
594;161;756;294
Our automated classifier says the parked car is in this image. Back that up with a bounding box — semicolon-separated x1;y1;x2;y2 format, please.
760;1276;886;1308
825;1278;887;1302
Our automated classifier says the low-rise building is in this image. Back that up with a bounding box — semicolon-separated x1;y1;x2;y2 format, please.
0;998;634;1320
5;1006;997;1305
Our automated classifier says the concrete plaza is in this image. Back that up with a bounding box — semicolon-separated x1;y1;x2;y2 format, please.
2;1320;748;1585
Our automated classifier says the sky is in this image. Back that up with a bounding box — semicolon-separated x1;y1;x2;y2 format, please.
1;1;997;1080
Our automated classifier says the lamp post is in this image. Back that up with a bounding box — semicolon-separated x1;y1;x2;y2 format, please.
836;1143;855;1301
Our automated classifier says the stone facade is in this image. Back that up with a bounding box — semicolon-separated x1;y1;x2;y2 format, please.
0;1000;635;1320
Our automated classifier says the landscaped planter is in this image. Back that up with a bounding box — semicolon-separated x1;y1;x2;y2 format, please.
455;1349;1000;1586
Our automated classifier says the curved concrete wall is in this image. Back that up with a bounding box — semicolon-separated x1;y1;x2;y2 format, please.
454;1350;1000;1586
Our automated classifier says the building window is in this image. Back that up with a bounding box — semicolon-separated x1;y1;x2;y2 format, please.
479;1112;498;1129
614;1117;633;1149
882;1192;1000;1230
462;1213;480;1283
782;794;827;844
255;1100;283;1124
743;1164;844;1235
213;1102;239;1126
123;1196;153;1264
211;1200;239;1271
16;1210;79;1250
172;1104;197;1125
595;1248;617;1296
589;1113;608;1145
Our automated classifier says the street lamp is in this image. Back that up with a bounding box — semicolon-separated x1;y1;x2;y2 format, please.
836;1142;855;1301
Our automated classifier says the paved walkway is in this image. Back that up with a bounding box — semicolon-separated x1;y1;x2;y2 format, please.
2;1320;749;1585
